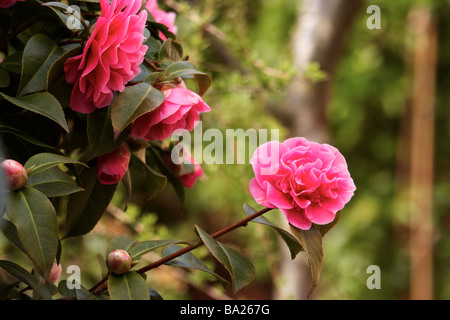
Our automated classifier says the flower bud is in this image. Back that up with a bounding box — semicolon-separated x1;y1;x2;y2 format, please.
108;249;132;275
1;159;28;191
49;263;62;284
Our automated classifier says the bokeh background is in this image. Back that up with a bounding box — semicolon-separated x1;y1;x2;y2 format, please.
1;0;449;300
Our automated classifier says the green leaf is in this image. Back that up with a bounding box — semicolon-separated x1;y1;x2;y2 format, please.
131;154;167;201
0;260;52;300
161;61;211;96
106;234;136;258
111;82;165;132
195;226;255;293
1;52;22;74
64;163;117;238
46;46;83;107
0;217;27;254
19;33;64;96
24;152;86;177
289;225;323;296
5;187;59;280
57;280;98;300
162;244;230;286
0;92;69;132
87;107;130;158
42;2;85;32
243;203;303;259
108;272;150;300
129;240;181;260
27;167;84;197
158;38;183;61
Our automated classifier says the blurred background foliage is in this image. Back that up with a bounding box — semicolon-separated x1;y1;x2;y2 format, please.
2;0;449;300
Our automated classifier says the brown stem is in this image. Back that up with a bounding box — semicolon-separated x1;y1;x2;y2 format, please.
89;206;273;295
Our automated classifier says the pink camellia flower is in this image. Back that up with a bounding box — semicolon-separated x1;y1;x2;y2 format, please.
97;144;131;185
145;0;177;40
130;87;211;141
0;0;24;8
1;159;28;191
64;0;148;114
249;137;356;230
49;263;62;284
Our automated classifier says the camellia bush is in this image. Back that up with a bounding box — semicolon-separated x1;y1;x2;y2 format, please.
0;0;356;300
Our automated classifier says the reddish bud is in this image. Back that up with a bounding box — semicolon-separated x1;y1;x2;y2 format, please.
49;263;62;284
1;159;28;191
108;249;132;275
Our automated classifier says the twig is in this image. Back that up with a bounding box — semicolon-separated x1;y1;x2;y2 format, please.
89;206;273;295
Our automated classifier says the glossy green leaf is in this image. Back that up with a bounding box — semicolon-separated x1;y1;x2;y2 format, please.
111;82;165;132
289;224;323;296
106;234;136;257
42;2;85;32
87;107;131;158
0;217;26;254
195;226;255;292
243;203;303;259
1;52;21;74
162;244;230;286
46;46;82;108
108;272;150;300
158;38;183;61
0;92;69;132
24;152;86;177
64;164;117;238
19;33;64;96
129;240;181;260
131;154;167;201
161;61;211;96
0;260;52;300
27;167;84;197
5;187;59;280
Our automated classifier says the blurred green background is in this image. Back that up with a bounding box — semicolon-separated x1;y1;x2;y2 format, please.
2;0;449;300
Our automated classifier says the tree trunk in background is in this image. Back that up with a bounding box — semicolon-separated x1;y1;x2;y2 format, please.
407;6;436;301
272;0;364;300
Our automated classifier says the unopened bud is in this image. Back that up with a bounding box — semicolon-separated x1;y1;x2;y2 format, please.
108;249;132;275
1;159;28;191
49;263;62;284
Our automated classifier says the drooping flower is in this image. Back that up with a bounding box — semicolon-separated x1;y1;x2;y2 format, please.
0;0;24;8
165;146;203;188
64;0;148;114
1;159;28;191
130;87;211;141
145;0;177;40
97;143;131;185
249;137;356;230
